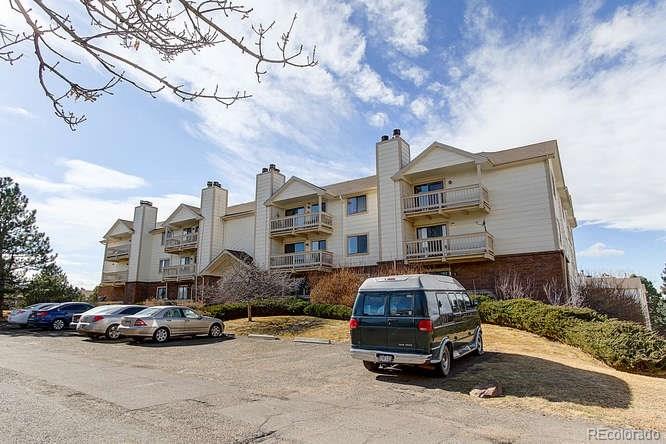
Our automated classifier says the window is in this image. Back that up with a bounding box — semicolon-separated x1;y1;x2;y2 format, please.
285;207;305;216
460;293;472;311
448;293;461;313
311;240;327;251
389;293;414;317
163;308;183;318
120;306;145;315
347;234;368;255
362;294;386;316
347;195;367;215
177;286;189;300
416;225;445;239
156;286;167;300
414;181;443;194
310;202;326;213
158;259;170;272
179;256;193;265
285;242;305;254
183;308;200;319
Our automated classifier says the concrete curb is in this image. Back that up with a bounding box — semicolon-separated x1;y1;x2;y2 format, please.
248;334;279;340
293;337;332;345
222;333;236;339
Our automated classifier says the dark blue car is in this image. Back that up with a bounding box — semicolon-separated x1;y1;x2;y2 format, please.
27;302;95;331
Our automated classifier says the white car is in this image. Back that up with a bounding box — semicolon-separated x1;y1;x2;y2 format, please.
7;303;56;326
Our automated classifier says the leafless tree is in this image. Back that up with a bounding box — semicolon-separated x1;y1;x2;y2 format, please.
542;277;566;305
1;0;317;129
203;262;302;321
577;274;647;325
494;271;535;300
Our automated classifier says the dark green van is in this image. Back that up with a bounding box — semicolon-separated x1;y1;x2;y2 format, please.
349;274;482;377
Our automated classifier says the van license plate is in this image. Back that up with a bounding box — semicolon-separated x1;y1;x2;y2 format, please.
377;354;394;364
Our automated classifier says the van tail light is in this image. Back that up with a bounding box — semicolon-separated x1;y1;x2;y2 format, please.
92;315;105;322
417;319;433;332
349;318;359;330
133;318;147;327
36;311;49;317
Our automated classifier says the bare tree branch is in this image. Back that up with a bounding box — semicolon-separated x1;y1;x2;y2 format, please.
2;0;317;130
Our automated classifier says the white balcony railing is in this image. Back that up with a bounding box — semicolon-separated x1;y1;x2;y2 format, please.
101;270;129;284
162;264;196;280
404;232;495;262
105;244;130;260
164;233;199;251
270;212;333;235
270;251;334;270
402;184;489;215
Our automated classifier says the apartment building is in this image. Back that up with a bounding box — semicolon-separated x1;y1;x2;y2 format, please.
99;130;577;303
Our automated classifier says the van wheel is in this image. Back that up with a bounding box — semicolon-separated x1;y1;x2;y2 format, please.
475;330;484;356
436;345;452;377
363;361;382;373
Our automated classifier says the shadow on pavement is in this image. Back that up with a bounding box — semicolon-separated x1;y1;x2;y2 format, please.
0;322;79;338
129;335;235;348
374;351;631;409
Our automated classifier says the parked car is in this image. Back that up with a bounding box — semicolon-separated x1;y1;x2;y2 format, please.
118;306;224;343
27;302;95;331
7;303;56;326
75;305;147;339
349;274;482;377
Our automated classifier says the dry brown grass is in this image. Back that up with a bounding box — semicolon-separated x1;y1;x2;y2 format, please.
225;316;350;342
225;316;666;431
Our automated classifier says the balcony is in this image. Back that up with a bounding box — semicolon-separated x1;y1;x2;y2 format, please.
270;251;334;272
101;270;128;284
105;244;130;261
402;184;490;218
164;233;198;253
270;212;334;237
404;232;495;263
162;264;196;281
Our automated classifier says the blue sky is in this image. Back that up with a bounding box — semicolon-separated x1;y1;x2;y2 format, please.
1;0;664;289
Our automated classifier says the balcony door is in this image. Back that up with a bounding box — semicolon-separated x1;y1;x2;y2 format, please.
310;202;326;213
285;242;306;266
416;224;447;257
414;181;444;209
285;207;305;228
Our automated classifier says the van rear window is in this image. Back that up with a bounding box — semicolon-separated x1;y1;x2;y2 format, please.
355;291;425;317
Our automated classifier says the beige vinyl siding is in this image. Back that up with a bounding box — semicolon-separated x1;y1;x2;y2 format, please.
271;180;319;202
376;139;405;261
341;190;379;266
407;148;475;174
254;172;285;268
223;215;256;254
481;161;557;255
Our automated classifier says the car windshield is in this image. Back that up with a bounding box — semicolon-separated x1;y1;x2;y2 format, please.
133;307;162;317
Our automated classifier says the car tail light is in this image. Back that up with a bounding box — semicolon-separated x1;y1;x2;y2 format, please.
133;318;147;327
417;319;433;332
36;311;48;317
349;318;359;330
92;315;105;322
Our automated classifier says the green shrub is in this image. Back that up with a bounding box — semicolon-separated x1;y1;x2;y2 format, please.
479;298;666;376
206;298;308;320
303;303;352;320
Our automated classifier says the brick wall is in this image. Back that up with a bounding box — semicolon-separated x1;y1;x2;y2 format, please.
98;285;126;302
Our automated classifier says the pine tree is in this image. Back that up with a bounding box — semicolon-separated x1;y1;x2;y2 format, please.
0;177;55;309
662;262;666;296
23;264;79;306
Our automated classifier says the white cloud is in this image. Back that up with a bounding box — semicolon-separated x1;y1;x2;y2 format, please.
359;0;428;56
415;0;666;230
1;160;146;193
410;96;433;119
351;65;405;106
394;61;429;86
0;106;34;118
578;242;625;258
61;159;146;190
367;112;389;128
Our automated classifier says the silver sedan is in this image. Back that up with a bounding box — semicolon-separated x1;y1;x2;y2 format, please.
118;306;224;343
76;305;147;339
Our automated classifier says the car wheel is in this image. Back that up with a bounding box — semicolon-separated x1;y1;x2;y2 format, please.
51;319;65;331
105;324;121;340
436;344;452;377
209;323;223;338
475;330;484;356
153;327;169;344
363;361;383;373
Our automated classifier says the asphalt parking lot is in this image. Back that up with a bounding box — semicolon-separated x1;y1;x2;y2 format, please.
0;325;616;443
